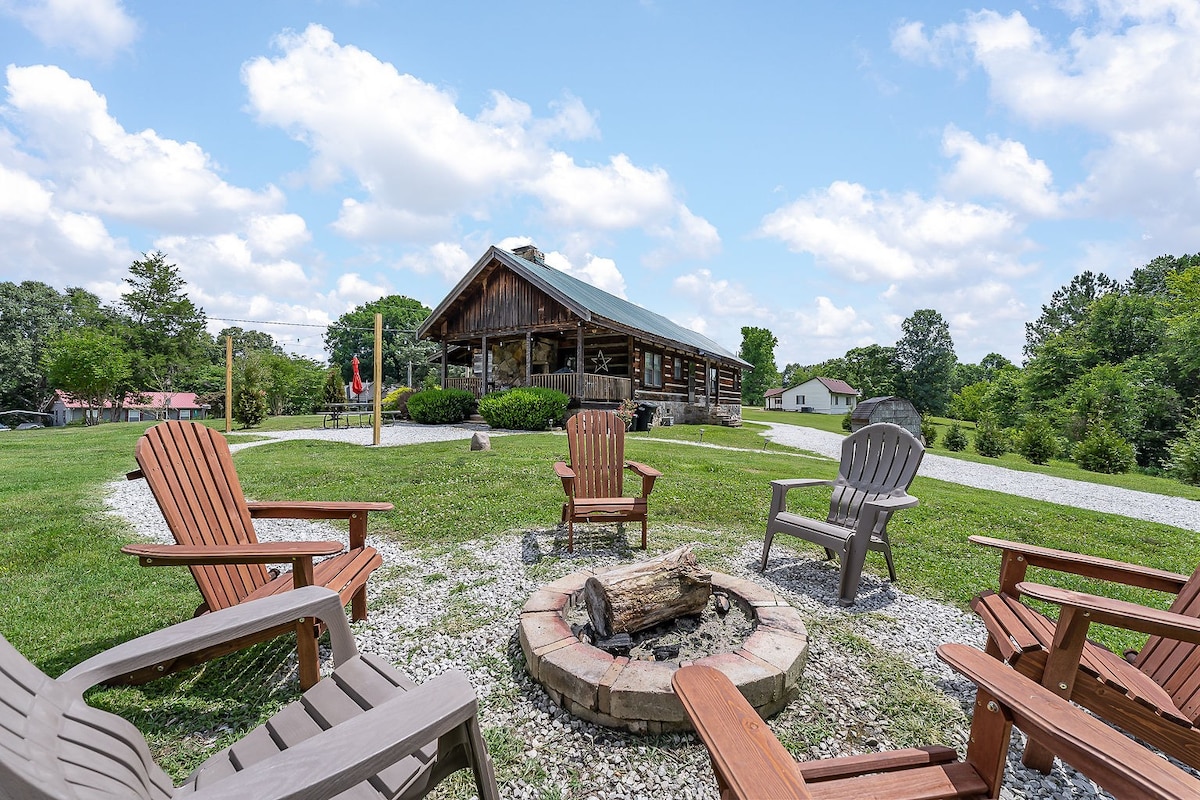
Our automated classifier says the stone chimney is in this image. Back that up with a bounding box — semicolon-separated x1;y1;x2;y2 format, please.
512;244;545;264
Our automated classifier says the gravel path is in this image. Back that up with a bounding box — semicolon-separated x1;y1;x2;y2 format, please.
759;421;1200;533
101;422;1200;799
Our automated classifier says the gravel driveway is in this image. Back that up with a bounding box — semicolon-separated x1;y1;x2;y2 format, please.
758;420;1200;533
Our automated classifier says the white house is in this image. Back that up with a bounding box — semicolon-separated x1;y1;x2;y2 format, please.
771;377;859;414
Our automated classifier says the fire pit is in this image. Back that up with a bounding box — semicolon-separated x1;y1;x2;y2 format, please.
519;562;808;734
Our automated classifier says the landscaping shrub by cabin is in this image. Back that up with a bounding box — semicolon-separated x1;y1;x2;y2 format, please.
382;386;414;418
477;387;569;430
1015;416;1059;465
406;388;476;424
973;413;1009;458
1074;423;1135;474
944;422;967;451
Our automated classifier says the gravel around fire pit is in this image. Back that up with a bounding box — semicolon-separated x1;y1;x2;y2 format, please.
107;473;1197;800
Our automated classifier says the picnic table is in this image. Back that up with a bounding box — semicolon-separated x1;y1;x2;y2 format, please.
322;403;373;429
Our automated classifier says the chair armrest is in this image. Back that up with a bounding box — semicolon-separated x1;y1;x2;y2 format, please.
937;643;1200;799
770;478;834;492
246;501;394;519
188;670;485;800
864;493;918;512
625;460;661;496
1016;581;1200;646
554;461;575;495
59;587;358;692
121;541;345;565
672;665;812;799
969;535;1189;595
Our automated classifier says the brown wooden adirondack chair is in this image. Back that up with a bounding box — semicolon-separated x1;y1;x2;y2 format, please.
672;643;1200;800
0;587;499;800
554;409;661;552
760;422;924;604
122;420;392;689
970;534;1200;773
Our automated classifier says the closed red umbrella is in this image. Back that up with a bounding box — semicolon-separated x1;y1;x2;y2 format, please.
351;355;364;396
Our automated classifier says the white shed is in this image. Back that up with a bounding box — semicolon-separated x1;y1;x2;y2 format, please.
773;377;859;414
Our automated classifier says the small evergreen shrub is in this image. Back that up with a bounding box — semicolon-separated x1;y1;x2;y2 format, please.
322;368;345;407
973;413;1009;458
920;413;938;447
841;411;852;431
406;388;476;424
382;386;414;418
1168;425;1200;485
1073;423;1135;474
233;386;269;428
477;387;569;430
1015;416;1059;465
944;422;967;452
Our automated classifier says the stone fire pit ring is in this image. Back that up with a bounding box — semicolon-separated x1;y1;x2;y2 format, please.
519;569;808;734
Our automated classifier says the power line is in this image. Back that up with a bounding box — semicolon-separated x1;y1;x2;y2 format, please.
207;316;419;334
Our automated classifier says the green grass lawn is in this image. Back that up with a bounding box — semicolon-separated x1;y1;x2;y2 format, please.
2;416;1197;784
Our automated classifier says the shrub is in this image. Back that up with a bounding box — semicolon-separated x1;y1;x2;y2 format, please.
322;368;345;408
944;422;967;451
920;412;938;447
841;411;852;431
1074;423;1135;474
1015;416;1059;465
477;387;569;430
1168;425;1200;485
233;386;269;428
973;413;1009;458
614;398;639;430
382;386;414;418
406;388;476;424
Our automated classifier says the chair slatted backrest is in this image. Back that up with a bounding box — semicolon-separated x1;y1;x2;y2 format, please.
566;410;625;500
136;421;270;612
0;635;174;800
1135;564;1200;723
828;423;924;533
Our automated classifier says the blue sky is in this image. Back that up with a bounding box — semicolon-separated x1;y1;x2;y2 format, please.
2;1;1198;368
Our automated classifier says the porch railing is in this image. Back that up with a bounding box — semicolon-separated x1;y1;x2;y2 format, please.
444;373;631;401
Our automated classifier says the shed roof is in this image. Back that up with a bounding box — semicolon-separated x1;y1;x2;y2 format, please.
419;246;752;369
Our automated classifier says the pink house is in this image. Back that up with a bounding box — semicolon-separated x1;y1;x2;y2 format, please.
50;390;209;426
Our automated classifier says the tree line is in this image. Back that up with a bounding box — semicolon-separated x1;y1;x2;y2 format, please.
738;254;1200;483
0;251;440;426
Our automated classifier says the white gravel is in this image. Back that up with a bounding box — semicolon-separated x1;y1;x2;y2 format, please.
102;420;1200;799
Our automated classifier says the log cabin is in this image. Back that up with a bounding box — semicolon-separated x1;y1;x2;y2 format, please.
417;244;751;425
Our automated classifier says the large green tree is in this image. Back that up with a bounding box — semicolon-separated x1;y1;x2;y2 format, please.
324;295;435;388
119;251;209;395
839;344;899;399
738;326;780;406
1024;270;1118;358
895;309;956;414
0;281;72;411
42;328;132;424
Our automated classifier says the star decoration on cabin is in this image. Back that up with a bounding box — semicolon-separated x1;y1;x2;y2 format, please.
591;350;611;373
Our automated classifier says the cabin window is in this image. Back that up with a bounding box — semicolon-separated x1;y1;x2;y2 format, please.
673;357;681;381
644;351;663;388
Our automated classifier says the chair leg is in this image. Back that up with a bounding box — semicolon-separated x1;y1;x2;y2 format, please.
296;619;320;690
351;583;368;622
760;530;774;572
567;519;574;553
838;534;871;606
641;518;647;550
882;544;897;583
824;547;837;561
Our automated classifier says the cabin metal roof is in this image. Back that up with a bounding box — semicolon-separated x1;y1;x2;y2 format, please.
419;245;752;369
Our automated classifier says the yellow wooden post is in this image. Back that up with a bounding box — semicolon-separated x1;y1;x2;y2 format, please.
225;335;232;433
373;313;382;446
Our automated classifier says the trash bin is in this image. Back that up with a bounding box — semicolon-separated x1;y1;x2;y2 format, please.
633;402;655;432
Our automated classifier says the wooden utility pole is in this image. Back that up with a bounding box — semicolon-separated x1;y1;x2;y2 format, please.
225;335;232;432
373;313;382;446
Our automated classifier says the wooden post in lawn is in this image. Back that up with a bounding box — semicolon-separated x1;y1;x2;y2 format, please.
373;312;382;446
225;335;232;433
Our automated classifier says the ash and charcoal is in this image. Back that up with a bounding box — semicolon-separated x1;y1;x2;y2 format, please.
568;591;754;662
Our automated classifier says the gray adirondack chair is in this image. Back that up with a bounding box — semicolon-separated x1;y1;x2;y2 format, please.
760;422;924;604
0;587;499;800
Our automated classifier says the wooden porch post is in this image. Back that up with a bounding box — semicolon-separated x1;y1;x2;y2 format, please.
481;334;489;394
575;322;585;400
525;332;533;386
440;341;447;388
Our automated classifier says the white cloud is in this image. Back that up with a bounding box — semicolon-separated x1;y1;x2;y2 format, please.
672;269;767;319
544;250;628;298
155;231;318;300
242;24;715;258
757;180;1028;282
940;125;1061;216
896;3;1200;248
245;214;311;257
395;241;476;282
3;65;282;231
2;0;138;60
